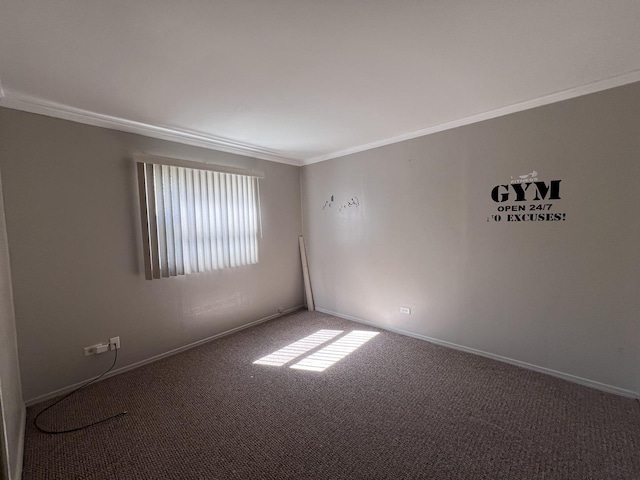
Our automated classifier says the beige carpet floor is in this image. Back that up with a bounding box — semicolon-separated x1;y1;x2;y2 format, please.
23;310;640;479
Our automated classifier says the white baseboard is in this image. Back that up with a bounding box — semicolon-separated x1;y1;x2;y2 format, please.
25;305;304;406
316;307;639;399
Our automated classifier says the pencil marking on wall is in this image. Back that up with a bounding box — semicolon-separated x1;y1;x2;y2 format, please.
322;195;334;210
185;291;244;318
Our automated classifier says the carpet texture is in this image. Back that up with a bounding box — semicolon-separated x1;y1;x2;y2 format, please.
23;310;640;479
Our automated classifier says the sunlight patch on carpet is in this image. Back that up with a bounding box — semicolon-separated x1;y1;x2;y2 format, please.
253;329;343;366
290;330;380;372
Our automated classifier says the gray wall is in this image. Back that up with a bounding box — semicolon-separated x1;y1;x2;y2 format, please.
0;170;24;480
0;108;304;402
302;82;640;396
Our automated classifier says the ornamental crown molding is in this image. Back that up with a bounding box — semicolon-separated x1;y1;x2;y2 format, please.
0;90;301;166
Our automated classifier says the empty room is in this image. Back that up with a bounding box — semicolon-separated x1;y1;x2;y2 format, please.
1;1;640;479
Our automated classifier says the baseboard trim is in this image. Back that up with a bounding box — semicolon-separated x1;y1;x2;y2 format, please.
25;305;304;406
316;307;639;399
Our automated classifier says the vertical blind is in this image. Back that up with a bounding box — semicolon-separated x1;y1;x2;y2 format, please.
136;156;262;280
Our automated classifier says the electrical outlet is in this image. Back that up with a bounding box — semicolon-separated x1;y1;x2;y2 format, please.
109;336;121;350
85;337;120;356
400;307;411;315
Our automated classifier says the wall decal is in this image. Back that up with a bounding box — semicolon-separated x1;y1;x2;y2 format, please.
487;172;566;223
323;195;334;210
322;194;360;213
510;170;538;184
338;197;360;212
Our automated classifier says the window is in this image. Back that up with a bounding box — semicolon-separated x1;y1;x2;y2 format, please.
136;154;263;280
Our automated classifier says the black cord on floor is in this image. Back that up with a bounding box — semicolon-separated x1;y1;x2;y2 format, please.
34;347;127;434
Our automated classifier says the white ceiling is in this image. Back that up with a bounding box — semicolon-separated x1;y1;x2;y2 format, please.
1;1;640;165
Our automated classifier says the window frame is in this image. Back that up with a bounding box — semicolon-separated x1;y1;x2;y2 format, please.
135;154;264;280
